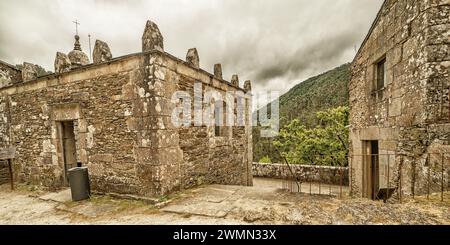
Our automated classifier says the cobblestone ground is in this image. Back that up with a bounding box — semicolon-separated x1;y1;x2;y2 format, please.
0;179;448;225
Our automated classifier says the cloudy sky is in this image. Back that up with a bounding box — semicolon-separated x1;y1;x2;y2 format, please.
0;0;383;95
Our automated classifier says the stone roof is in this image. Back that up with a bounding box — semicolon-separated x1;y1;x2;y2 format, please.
0;59;21;71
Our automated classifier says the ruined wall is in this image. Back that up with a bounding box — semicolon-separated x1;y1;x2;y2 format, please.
0;61;21;88
350;0;449;197
143;51;253;193
0;19;252;196
0;55;156;195
0;50;252;197
252;163;349;186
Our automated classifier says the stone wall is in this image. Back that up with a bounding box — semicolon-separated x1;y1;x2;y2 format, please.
0;51;252;198
349;0;450;198
0;61;21;88
0;55;146;194
142;51;253;192
252;163;349;186
0;19;252;198
0;160;8;185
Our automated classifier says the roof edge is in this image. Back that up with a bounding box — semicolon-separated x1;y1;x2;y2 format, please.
0;49;247;93
0;59;21;71
352;0;389;64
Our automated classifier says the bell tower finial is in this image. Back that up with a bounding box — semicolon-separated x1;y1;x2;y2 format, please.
72;19;82;51
68;19;89;67
73;35;82;51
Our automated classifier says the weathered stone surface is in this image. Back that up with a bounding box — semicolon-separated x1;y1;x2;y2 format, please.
214;64;222;80
92;40;112;64
21;62;38;82
0;60;21;88
186;48;199;68
349;0;450;199
0;20;253;199
142;20;164;52
231;74;239;87
54;52;71;73
244;80;252;92
0;182;448;224
0;161;8;185
68;35;89;68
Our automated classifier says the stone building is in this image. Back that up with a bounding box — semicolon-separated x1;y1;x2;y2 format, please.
0;60;22;88
349;0;449;199
0;20;253;197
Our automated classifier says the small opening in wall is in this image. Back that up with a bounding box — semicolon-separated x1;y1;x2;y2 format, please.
375;58;386;91
214;100;229;137
214;125;220;137
58;121;78;186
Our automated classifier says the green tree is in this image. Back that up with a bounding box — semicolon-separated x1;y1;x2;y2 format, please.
273;106;349;166
259;156;272;164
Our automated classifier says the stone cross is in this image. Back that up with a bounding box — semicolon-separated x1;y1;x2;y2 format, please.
73;19;80;35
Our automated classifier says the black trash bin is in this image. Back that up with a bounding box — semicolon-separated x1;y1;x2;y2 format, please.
68;167;91;201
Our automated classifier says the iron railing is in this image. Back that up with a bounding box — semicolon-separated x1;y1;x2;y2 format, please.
280;153;449;202
351;153;449;202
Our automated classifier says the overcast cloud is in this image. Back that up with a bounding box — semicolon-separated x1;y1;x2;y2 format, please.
0;0;383;95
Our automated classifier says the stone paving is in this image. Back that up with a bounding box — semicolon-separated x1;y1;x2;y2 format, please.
0;178;448;225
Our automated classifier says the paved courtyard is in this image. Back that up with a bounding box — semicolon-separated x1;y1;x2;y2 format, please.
0;178;448;225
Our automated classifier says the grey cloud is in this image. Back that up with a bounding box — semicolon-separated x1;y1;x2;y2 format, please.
0;0;383;94
257;27;362;82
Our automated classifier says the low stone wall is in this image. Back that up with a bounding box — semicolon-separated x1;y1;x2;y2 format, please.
252;163;349;186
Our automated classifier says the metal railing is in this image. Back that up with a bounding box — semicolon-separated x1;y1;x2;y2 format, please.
281;168;348;198
279;159;348;198
280;153;449;202
351;153;449;202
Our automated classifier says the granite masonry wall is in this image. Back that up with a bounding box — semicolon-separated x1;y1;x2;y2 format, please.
0;160;8;185
252;163;349;186
349;0;449;198
0;61;21;88
0;61;20;184
0;20;253;197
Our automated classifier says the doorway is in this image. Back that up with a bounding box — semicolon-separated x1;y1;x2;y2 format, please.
363;140;379;200
59;121;78;186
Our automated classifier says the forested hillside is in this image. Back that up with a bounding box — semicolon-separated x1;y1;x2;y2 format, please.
253;63;351;163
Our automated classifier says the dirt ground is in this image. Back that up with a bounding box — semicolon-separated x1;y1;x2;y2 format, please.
0;178;448;225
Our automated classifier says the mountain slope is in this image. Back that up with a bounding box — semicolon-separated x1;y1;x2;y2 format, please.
253;63;351;162
278;63;350;127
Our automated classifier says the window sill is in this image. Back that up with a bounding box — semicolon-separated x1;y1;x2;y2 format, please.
371;87;386;95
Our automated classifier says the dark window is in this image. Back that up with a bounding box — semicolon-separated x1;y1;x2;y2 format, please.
214;101;224;137
376;58;386;90
214;101;230;137
214;125;220;137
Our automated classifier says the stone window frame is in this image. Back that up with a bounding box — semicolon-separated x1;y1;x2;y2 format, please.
374;57;387;91
49;103;86;185
372;55;387;101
